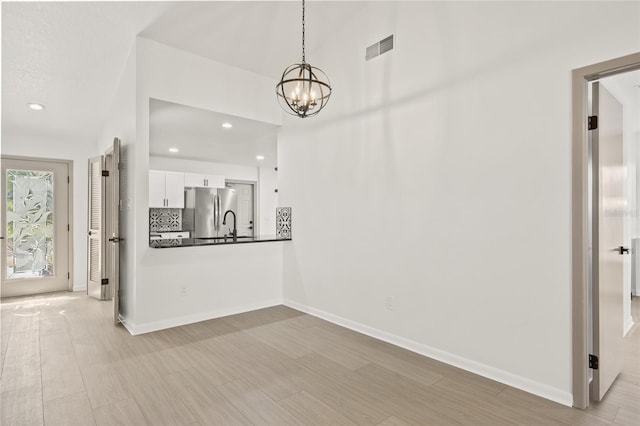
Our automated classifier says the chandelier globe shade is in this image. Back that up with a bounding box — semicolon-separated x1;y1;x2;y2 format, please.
276;63;331;118
275;0;332;118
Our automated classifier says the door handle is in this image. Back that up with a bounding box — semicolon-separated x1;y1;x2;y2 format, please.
215;194;220;231
108;237;121;243
88;230;92;236
248;226;253;230
618;246;630;255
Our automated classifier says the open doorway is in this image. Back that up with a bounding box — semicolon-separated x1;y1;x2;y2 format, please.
572;52;640;409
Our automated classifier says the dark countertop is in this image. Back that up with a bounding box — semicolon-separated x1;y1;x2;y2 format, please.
150;235;291;248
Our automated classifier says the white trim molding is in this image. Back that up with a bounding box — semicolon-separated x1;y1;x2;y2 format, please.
624;316;635;336
284;299;573;407
121;298;283;335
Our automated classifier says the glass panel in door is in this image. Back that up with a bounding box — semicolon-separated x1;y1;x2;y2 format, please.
6;169;55;279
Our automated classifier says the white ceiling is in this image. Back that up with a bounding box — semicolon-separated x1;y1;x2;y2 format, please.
4;0;639;162
2;2;169;144
139;1;366;79
1;1;367;154
149;99;278;168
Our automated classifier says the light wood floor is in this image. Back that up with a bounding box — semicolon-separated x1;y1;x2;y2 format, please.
1;293;638;426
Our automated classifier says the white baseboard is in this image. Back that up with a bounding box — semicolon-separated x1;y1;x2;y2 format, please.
283;298;573;407
72;286;86;292
119;315;136;335
122;298;283;335
624;315;635;336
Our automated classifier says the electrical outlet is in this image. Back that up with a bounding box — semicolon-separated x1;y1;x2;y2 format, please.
385;296;395;311
180;285;188;297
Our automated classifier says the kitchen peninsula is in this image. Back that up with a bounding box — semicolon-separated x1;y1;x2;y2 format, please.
150;234;291;248
137;238;286;335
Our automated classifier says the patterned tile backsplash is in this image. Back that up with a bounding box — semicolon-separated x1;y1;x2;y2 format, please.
149;209;184;248
276;207;292;239
149;208;182;232
150;238;184;248
150;207;290;244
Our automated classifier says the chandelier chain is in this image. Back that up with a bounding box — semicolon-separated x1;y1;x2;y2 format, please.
302;0;305;63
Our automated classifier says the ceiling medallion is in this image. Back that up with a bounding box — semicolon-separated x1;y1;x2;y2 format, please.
275;0;332;118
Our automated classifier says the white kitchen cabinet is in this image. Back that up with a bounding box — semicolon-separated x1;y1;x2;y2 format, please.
149;170;185;208
184;173;225;188
149;171;166;208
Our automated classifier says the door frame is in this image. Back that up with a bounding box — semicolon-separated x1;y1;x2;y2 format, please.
0;154;74;293
571;51;640;409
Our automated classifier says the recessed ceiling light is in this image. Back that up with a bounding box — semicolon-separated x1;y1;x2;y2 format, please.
222;122;233;129
27;103;45;111
256;155;265;161
169;148;179;153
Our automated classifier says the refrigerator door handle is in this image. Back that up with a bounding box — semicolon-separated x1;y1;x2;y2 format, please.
217;194;222;231
213;194;217;232
215;194;220;232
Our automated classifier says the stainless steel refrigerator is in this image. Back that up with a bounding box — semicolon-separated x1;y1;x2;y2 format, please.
183;187;238;238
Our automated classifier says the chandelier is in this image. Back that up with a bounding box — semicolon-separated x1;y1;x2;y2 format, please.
275;0;332;118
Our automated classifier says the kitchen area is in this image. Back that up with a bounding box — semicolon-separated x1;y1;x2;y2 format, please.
147;99;291;249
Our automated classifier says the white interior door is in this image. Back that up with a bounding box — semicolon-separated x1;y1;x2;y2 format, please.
591;81;625;401
1;157;70;297
87;155;106;299
226;182;255;237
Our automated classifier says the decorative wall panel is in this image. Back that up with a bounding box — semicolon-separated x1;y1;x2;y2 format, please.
276;207;292;239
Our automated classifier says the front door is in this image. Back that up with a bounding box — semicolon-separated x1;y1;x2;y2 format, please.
591;81;625;401
1;157;70;297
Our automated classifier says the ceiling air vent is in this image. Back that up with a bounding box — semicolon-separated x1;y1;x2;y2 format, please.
366;35;394;61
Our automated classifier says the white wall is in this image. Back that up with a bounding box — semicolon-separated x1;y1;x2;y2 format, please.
130;242;284;334
130;37;283;329
278;1;639;406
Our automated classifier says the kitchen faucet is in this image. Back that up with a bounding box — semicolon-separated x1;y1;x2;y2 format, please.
222;210;237;241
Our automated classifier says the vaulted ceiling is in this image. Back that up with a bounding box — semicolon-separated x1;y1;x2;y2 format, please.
1;1;367;149
4;1;638;158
